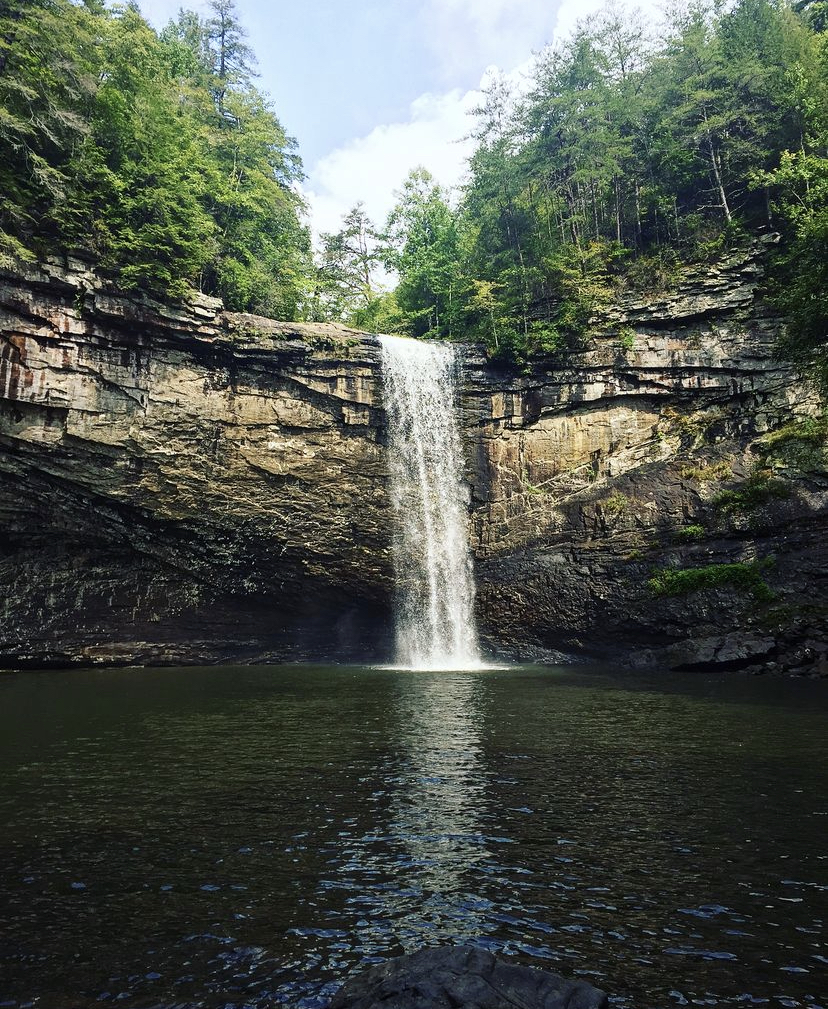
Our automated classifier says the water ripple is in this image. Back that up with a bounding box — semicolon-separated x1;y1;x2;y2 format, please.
0;664;826;1009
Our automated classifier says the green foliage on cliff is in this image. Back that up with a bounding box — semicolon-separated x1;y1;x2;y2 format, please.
310;203;383;324
3;0;826;366
758;152;828;388
755;413;828;471
0;0;310;316
382;169;466;341
713;472;791;513
648;560;776;601
674;524;707;542
322;0;827;370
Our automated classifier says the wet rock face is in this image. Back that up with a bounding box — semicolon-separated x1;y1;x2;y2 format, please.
1;247;825;672
330;945;608;1009
461;245;827;674
462;244;809;555
0;259;393;666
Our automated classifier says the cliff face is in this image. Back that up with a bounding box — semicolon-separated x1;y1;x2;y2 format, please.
0;259;391;666
463;244;827;674
1;250;825;672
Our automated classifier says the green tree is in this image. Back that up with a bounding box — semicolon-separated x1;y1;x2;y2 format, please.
55;5;214;292
384;168;464;339
462;72;542;348
316;203;382;322
759;151;828;388
0;0;97;262
170;0;311;314
205;0;254;114
0;0;312;316
450;0;828;369
159;8;212;80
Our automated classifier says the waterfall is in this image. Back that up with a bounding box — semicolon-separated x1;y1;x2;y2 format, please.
378;334;481;671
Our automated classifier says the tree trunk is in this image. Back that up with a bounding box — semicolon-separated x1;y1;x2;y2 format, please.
702;106;732;223
614;178;622;245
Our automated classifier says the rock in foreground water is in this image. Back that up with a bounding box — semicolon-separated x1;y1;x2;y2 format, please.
329;945;608;1009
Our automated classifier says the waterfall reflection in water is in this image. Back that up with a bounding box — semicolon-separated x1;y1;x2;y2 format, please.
1;665;826;1009
390;673;488;892
314;672;494;961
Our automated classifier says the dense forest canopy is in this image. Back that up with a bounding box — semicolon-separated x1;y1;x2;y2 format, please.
0;0;310;317
0;0;825;382
315;0;827;382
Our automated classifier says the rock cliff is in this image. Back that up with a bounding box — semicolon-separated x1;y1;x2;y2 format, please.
464;242;827;675
0;258;391;666
1;249;825;673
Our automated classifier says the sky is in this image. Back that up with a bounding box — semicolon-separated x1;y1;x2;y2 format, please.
138;0;662;241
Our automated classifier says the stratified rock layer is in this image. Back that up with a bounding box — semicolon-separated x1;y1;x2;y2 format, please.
329;945;608;1009
0;258;391;666
1;247;825;672
463;244;827;673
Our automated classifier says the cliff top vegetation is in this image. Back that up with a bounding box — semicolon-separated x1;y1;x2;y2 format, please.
0;0;310;318
316;0;827;383
1;0;826;383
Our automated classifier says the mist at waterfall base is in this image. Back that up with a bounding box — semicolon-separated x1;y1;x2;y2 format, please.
2;664;826;1009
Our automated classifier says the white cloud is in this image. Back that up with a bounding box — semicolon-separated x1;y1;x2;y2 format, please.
303;52;540;250
303;87;479;241
135;0;197;28
554;0;667;41
303;0;665;250
422;0;562;81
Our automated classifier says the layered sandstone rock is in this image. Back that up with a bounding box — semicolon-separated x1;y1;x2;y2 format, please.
0;258;391;666
1;247;825;672
463;245;827;672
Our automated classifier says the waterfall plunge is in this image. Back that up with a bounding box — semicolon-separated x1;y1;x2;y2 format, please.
379;334;482;671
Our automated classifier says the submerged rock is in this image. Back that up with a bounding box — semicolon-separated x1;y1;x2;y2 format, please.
329;946;608;1009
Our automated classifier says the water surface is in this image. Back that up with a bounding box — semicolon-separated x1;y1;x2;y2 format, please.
0;664;826;1009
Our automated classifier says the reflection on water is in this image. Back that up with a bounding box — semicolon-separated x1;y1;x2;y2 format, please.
307;673;491;975
392;673;488;890
0;665;826;1009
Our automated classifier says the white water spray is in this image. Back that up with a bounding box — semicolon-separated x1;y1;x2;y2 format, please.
379;334;481;671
